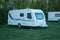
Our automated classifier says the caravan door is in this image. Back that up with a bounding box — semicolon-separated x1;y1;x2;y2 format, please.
25;13;34;26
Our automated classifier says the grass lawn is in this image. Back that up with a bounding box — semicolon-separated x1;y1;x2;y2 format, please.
0;22;60;40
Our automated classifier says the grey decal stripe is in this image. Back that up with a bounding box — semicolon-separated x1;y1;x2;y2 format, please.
9;13;34;21
9;13;14;20
9;13;21;20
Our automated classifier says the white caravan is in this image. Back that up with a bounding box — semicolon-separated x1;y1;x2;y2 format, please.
8;8;48;27
48;12;60;22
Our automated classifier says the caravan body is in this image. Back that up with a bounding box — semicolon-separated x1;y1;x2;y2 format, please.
8;8;48;27
48;12;60;21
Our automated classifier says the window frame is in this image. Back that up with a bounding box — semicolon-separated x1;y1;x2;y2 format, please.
27;13;32;19
20;13;24;17
35;13;44;20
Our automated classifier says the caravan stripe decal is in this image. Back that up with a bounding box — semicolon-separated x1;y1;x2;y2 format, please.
9;13;21;20
9;13;34;21
9;13;14;20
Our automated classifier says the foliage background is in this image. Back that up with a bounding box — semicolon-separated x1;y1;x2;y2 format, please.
0;0;60;24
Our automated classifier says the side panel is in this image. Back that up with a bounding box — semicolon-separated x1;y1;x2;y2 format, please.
8;14;21;25
8;10;35;26
8;10;25;25
23;12;36;26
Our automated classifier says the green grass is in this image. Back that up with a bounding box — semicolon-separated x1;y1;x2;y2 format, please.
0;22;60;40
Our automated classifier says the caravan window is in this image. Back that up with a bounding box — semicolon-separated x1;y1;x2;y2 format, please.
55;14;60;17
20;13;24;17
27;13;32;19
35;13;44;20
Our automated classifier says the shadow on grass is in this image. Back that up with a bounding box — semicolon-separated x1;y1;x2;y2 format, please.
0;24;48;30
9;25;47;29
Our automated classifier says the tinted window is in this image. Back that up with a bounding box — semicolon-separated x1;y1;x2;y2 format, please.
35;13;44;20
20;13;24;17
55;14;60;17
27;13;32;19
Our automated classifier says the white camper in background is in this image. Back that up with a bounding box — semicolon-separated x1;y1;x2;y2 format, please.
48;12;60;22
8;8;48;27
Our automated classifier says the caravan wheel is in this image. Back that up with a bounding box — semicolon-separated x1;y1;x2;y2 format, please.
58;19;60;22
18;23;21;28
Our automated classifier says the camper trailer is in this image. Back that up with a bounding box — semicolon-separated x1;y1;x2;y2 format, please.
8;8;48;27
48;12;60;22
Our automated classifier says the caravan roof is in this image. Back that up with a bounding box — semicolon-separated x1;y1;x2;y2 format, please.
9;8;43;13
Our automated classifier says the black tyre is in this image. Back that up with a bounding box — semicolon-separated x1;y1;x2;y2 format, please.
18;23;21;28
58;19;60;22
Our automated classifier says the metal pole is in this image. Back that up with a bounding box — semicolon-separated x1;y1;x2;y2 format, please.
46;0;49;13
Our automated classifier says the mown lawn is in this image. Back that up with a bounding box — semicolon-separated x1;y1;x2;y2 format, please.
0;22;60;40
